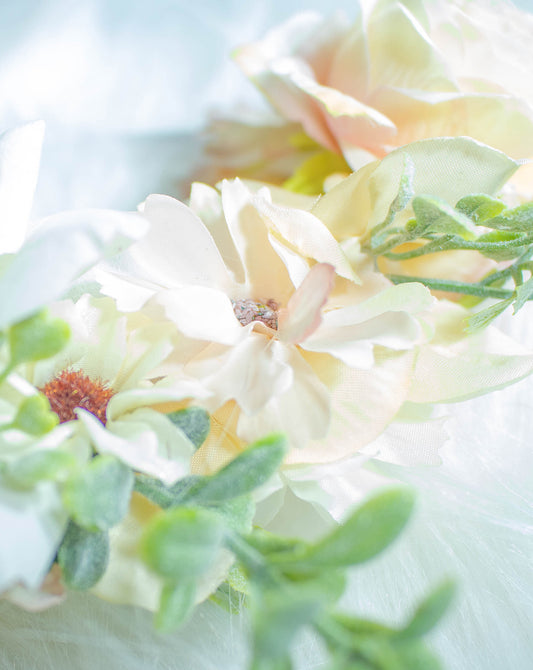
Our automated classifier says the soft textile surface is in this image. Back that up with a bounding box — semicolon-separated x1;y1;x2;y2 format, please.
0;1;532;669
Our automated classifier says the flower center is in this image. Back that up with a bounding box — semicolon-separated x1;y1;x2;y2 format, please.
40;370;114;425
232;298;279;329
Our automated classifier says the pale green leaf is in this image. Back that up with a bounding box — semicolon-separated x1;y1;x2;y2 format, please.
140;507;225;580
455;194;505;223
399;580;455;639
57;521;109;590
11;393;59;436
278;488;414;570
514;276;533;313
183;434;287;504
464;298;514;333
486;203;533;232
165;407;210;449
412;196;477;238
5;449;76;488
155;579;196;633
8;311;70;368
62;455;134;531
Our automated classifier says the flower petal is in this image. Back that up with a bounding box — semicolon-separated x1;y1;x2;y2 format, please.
0;121;44;254
278;263;335;344
131;193;233;291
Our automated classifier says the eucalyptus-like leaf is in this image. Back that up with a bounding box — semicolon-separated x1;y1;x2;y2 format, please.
8;310;70;369
252;585;327;663
207;494;255;533
165;406;210;449
11;393;59;436
180;433;288;505
486;203;533;232
140;506;225;580
134;473;203;508
475;230;529;261
276;488;414;570
412;196;477;239
514;276;533;313
62;454;134;531
155;579;197;633
455;194;505;223
250;655;293;670
5;449;76;488
398;580;455;640
57;520;109;590
464;298;514;333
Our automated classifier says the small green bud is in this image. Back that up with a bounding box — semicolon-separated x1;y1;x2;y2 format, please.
8;310;70;368
12;393;59;435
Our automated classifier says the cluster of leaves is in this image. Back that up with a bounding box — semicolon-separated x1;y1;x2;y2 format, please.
364;159;533;331
0;311;452;669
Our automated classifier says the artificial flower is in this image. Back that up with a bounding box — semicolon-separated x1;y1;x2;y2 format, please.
96;178;434;472
204;0;533;192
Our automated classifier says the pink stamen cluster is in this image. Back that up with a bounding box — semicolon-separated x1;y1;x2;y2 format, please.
232;298;279;329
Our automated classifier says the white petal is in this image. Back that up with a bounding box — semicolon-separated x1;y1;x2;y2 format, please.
278;263;335;344
0;121;44;254
186;335;293;416
76;409;189;485
150;286;246;345
0;209;148;330
0;480;67;592
131;194;232;291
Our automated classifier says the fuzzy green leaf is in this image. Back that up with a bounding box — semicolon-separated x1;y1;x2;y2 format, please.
455;194;505;223
57;521;109;590
5;449;76;488
412;196;477;239
278;488;414;570
8;310;70;368
134;474;203;508
514;276;533;313
486;203;533;232
464;298;514;333
62;455;134;531
140;507;225;580
165;407;210;449
155;579;197;633
399;580;455;639
11;393;59;436
182;434;287;505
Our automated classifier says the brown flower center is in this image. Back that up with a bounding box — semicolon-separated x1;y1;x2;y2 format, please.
40;370;114;425
232;298;279;329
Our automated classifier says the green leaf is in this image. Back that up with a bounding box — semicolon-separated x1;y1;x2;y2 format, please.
207;494;255;533
182;434;288;505
486;203;533;232
252;585;326;662
245;528;309;559
475;230;528;260
165;407;210;449
399;580;455;639
11;393;59;435
464;298;514;333
250;655;293;670
412;196;477;239
62;455;134;531
5;449;76;488
155;579;196;633
134;473;203;508
8;310;70;368
514;276;533;313
140;507;225;580
455;194;505;223
57;520;109;590
278;488;415;570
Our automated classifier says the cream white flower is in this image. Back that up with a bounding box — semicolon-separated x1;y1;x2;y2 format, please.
204;1;533;191
16;294;211;484
96;178;434;473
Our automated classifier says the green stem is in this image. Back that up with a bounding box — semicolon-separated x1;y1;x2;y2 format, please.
225;533;276;586
386;274;516;298
383;234;533;261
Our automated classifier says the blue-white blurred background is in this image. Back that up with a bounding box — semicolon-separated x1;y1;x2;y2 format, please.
0;2;532;669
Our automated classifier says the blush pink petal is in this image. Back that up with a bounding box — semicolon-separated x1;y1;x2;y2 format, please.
278;263;335;345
